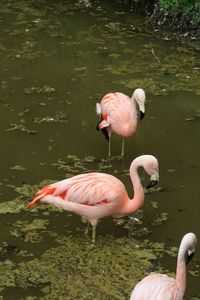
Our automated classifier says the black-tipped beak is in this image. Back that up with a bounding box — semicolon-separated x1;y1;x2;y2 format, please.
186;252;195;265
96;121;100;131
146;180;158;190
140;111;145;120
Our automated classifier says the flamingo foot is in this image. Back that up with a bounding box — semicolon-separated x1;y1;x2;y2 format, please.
92;224;96;243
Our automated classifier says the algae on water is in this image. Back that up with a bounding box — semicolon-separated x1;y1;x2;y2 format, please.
0;235;156;299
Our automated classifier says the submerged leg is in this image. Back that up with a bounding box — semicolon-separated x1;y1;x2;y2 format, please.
121;138;125;157
92;224;97;243
85;221;90;235
108;135;111;157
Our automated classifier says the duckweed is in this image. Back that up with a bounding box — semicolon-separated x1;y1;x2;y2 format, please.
0;235;156;299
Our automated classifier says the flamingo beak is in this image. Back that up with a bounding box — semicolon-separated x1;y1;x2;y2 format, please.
146;180;158;189
140;111;145;120
139;102;145;120
146;172;159;189
186;251;195;265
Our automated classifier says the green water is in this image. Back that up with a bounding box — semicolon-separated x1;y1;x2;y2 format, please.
0;1;200;299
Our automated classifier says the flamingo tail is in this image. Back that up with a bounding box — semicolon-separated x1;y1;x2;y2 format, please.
26;186;56;209
96;112;110;141
96;103;101;115
96;121;109;141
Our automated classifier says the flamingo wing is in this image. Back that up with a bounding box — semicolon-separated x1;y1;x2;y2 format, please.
26;173;125;209
100;93;137;136
101;93;129;119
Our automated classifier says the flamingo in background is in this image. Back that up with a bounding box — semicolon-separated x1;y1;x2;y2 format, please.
130;232;197;300
26;155;159;243
96;88;146;157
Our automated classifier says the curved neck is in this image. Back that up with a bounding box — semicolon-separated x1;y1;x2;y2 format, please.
130;94;137;109
176;245;187;295
129;97;138;125
121;164;144;215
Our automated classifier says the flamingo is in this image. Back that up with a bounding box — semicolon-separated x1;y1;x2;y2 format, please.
26;155;159;243
130;232;197;300
96;88;146;157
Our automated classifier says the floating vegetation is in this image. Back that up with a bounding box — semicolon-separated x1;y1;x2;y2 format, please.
0;198;25;214
10;165;26;171
0;235;156;298
74;66;87;72
143;240;166;259
185;110;200;121
24;86;56;94
0;259;15;289
17;108;30;116
34;111;68;124
151;212;168;226
150;201;158;208
6;123;37;135
114;211;143;228
101;43;200;95
113;78;168;96
10;219;49;243
114;213;152;238
52;154;113;176
165;246;178;258
189;262;200;277
78;0;92;8
144;186;167;194
0;231;198;298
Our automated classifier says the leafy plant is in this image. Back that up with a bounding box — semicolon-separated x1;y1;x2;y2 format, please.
158;0;200;27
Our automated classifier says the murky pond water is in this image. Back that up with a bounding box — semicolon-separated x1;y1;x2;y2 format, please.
0;1;200;299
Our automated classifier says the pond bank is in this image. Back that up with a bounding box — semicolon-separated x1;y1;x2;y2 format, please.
117;0;200;51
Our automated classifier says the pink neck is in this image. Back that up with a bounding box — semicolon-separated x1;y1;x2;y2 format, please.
120;165;144;215
176;246;186;295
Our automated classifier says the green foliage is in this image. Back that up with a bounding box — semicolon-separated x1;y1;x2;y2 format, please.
158;0;200;26
159;0;179;11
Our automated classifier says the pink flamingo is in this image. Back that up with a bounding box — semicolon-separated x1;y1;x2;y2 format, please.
130;232;197;300
96;88;146;157
26;155;159;243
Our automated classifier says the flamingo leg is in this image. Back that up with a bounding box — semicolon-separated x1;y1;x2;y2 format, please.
108;135;111;157
92;224;97;243
85;221;90;235
121;138;125;157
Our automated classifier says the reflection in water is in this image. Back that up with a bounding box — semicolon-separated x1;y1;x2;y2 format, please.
0;0;200;299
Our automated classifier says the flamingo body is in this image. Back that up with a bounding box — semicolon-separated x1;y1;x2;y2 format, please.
27;173;127;223
130;274;183;300
27;155;159;242
130;233;197;300
96;89;146;156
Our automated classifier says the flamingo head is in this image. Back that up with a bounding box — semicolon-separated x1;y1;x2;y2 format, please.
132;88;146;120
131;155;159;190
142;155;159;190
184;233;197;265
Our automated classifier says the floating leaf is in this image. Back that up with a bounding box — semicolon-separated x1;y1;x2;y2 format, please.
6;123;37;135
10;165;26;171
151;212;168;226
24;86;56;94
34;111;68;124
0;198;25;214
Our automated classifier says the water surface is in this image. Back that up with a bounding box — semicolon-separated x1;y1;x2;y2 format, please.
0;1;200;299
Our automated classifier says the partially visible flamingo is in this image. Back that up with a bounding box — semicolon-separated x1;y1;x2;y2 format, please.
96;88;146;157
26;155;159;243
130;232;197;300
